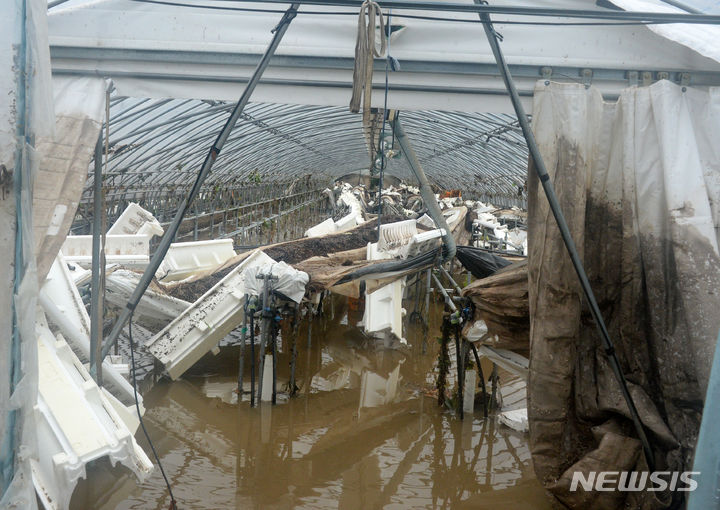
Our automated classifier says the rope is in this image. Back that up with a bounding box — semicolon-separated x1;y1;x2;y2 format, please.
350;0;387;147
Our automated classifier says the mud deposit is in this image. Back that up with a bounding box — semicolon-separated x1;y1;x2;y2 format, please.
70;297;550;510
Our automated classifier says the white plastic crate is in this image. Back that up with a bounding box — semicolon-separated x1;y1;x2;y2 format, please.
41;253;139;407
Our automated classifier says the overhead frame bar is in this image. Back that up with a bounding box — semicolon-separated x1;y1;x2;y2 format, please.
230;0;720;24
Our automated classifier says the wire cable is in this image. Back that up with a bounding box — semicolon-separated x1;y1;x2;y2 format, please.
128;0;705;26
127;312;178;510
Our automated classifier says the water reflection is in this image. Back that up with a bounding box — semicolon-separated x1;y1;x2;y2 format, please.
70;297;550;510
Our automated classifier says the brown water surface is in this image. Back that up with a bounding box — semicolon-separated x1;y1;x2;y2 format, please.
71;297;551;510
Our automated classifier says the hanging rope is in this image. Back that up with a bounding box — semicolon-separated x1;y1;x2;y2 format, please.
350;0;387;151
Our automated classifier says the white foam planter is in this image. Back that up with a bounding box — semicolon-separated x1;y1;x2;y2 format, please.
156;239;236;282
146;250;275;380
107;202;164;238
61;234;151;269
32;322;153;510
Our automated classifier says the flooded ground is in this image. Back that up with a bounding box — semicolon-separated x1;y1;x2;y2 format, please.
71;296;551;510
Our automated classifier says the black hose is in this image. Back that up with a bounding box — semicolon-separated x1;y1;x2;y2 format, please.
335;248;440;285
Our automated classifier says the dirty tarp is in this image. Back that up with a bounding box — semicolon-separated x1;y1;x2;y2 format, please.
527;81;720;509
461;259;528;352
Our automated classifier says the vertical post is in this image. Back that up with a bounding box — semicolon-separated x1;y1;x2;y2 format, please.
454;327;464;419
256;273;276;404
249;310;256;408
271;312;277;405
289;305;299;396
89;133;104;384
470;343;488;418
489;363;498;412
424;268;432;337
237;298;248;403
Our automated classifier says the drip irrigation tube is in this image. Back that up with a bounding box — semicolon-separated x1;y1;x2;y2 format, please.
475;0;656;470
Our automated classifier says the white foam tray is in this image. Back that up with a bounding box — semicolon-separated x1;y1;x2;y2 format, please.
156;238;236;282
146;249;275;379
32;321;152;510
61;234;151;268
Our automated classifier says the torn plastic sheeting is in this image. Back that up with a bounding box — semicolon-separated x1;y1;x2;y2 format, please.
105;269;191;330
475;345;529;379
146;249;276;380
32;320;152;510
107;202;164;237
156;238;236;282
498;408;529;433
243;261;309;304
609;0;720;65
33;76;107;282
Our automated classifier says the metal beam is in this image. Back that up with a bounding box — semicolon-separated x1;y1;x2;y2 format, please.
89;133;104;383
390;113;456;261
101;3;302;360
50;47;720;87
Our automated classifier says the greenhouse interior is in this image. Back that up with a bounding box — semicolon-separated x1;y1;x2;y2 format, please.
2;0;720;509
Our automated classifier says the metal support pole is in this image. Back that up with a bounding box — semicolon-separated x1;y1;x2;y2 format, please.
432;272;457;313
256;273;278;405
438;265;463;296
89;134;104;384
476;0;655;470
271;318;277;405
390;115;456;261
101;3;300;361
454;327;463;419
249;310;256;407
424;268;432;331
289;305;299;396
470;342;488;418
237;298;248;403
489;362;498;412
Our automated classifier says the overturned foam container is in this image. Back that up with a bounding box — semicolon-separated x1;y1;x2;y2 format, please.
146;250;276;380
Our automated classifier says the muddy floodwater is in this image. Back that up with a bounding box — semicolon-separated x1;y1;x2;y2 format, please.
71;296;551;509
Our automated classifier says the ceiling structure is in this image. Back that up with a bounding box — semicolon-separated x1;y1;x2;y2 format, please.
51;0;720;204
88;96;527;204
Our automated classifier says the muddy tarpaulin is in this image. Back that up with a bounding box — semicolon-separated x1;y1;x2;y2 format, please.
455;245;512;279
528;81;720;509
462;260;529;352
